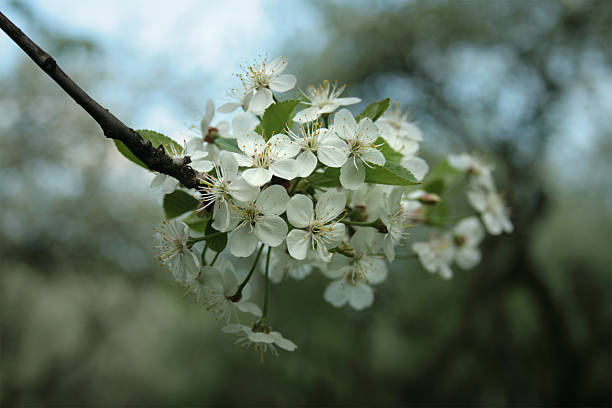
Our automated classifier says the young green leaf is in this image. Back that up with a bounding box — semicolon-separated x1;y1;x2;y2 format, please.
183;212;210;233
365;161;419;186
422;160;462;194
114;129;182;170
306;168;341;188
261;100;300;140
205;220;228;252
214;137;242;154
355;98;390;122
163;190;199;219
375;136;403;163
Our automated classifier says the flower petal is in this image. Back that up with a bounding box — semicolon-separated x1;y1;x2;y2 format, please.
317;136;348;167
315;190;346;223
286;229;310;260
295;150;318;177
269;158;297;181
356;117;378;144
400;155;429;181
293;106;320;123
229;225;258;257
324;279;348;308
340;159;366;190
267;56;288;75
242;167;272;187
200;99;215;134
332;109;357;140
237;131;265;157
255;185;290;216
255;216;288;247
348;282;374;310
228;175;260;202
269;74;296;92
286;194;314;228
232;112;258;137
268;134;300;159
248;88;273;115
361;148;385;166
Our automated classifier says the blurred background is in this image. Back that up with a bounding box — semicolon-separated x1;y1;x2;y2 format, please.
1;0;611;406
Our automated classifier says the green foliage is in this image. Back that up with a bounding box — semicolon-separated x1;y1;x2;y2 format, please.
214;137;241;154
205;220;228;252
426;201;448;226
422;160;462;195
114;129;182;170
355;98;390;122
260;100;300;140
365;161;419;186
183;212;210;233
306;168;341;188
163;190;199;219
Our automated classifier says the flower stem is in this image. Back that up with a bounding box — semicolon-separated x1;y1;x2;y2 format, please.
262;246;272;318
233;245;265;299
201;243;208;265
209;250;220;267
289;179;301;195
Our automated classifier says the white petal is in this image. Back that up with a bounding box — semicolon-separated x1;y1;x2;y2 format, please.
237;131;265;157
324;279;349;308
228;175;260;202
273;335;298;351
333;109;357;140
286;194;314;228
200;99;215;134
268;134;300;159
150;173;167;190
295;150;318;177
218;102;241;113
218;150;239;178
232;112;258;137
255;185;290;216
269;74;296;92
400;156;429;181
294;106;320;123
467;189;487;212
384;235;395;261
323;223;345;249
269;158;297;181
242;167;273;187
234;301;262;317
483;213;502;235
456;247;481;270
248;88;273;115
160;176;179;194
340;159;366;190
454;217;485;246
212;200;231;232
361;148;386;166
348;282;374;310
255;216;288;247
317;136;349;167
286;229;310;260
229;225;258;257
267;56;288;75
315;190;346;223
334;97;361;106
356;117;378;144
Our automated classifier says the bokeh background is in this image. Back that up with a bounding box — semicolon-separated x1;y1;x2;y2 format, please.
1;0;611;406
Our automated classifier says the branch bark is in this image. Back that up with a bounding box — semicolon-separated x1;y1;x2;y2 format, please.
0;11;199;189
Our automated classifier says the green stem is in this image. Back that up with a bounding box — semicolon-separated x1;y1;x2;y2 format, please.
289;179;301;195
323;113;329;128
209;250;220;267
262;246;272;318
334;246;355;258
395;253;418;259
233;245;265;298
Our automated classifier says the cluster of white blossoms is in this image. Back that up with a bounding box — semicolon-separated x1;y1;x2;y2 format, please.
142;55;513;361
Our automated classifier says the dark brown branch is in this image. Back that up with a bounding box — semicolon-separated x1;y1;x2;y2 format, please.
0;11;199;189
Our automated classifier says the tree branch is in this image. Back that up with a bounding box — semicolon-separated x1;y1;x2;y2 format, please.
0;11;199;189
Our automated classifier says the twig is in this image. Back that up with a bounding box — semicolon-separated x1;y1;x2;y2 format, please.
0;12;199;189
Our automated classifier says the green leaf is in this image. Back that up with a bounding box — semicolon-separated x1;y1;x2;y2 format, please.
423;179;445;195
375;137;403;163
355;98;390;122
214;137;241;154
422;160;462;194
163;190;199;219
114;129;182;170
365;161;419;186
306;168;341;188
261;100;300;140
205;220;228;252
114;140;147;169
183;212;210;233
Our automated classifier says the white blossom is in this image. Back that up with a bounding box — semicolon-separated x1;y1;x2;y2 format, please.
449;153;495;191
380;188;413;261
329;109;386;190
452;216;485;269
198;151;259;232
400;154;429;182
467;187;513;235
154;220;200;285
412;234;455;279
227;185;290;257
323;228;387;310
186;99;231;154
151;142;213;194
286;191;346;262
222;324;297;360
294;81;361;123
219;56;296;115
236;131;300;187
191;261;261;322
286;124;348;177
261;243;324;283
376;104;423;154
